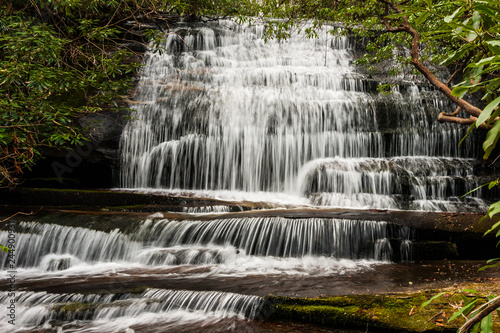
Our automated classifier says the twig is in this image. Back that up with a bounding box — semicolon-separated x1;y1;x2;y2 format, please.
442;106;461;117
427;311;445;323
1;209;41;223
488;155;500;167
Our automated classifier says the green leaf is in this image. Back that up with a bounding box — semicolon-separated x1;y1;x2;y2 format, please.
483;118;500;160
448;299;478;322
440;45;473;66
461;289;478;294
472;11;481;30
470;65;483;85
480;313;493;333
0;244;8;253
451;86;469;99
459;123;476;147
422;292;445;308
462;182;489;197
469;56;500;67
467;31;478;42
484;221;500;236
486;201;500;218
444;7;461;23
487;105;500;126
486;41;500;55
476;96;500;127
416;12;431;25
486;258;500;264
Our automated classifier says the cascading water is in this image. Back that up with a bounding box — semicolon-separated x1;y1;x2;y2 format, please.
119;20;485;212
298;156;486;211
0;217;412;331
0;289;266;332
0;219;412;271
3;19;492;333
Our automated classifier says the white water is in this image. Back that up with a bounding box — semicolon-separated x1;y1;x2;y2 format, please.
119;20;484;212
0;219;410;272
0;216;395;331
0;217;391;331
298;156;487;211
0;289;265;332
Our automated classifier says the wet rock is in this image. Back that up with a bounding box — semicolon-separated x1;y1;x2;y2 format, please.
266;291;499;332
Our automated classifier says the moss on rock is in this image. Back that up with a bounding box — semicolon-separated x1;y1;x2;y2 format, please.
266;291;499;332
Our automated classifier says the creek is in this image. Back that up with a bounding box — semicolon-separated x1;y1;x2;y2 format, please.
1;20;495;332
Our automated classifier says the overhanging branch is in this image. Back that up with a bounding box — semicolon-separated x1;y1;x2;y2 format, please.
375;0;483;119
437;112;494;129
459;296;500;333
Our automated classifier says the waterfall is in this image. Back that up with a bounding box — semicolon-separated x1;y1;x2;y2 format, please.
182;205;233;213
0;215;411;332
120;21;380;192
0;219;412;271
298;156;485;211
119;19;484;211
0;289;265;332
2;18;490;333
136;217;410;259
0;222;141;269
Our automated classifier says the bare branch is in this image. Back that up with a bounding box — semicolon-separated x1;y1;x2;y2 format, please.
442;106;461;117
447;55;472;87
1;209;41;223
437;113;488;128
459;296;500;333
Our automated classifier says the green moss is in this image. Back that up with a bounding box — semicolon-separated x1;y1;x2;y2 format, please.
124;286;149;294
266;292;477;332
53;302;98;313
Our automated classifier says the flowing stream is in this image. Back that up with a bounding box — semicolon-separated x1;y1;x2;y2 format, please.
1;19;493;332
0;216;412;332
120;20;485;212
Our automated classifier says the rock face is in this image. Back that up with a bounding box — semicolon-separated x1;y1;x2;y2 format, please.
23;50;143;187
22;111;123;188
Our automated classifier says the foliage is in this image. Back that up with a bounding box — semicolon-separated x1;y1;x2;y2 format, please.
422;290;500;333
0;1;141;185
406;1;500;160
0;0;252;187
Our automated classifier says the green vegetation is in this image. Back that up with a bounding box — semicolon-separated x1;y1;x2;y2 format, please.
53;301;99;314
268;291;499;332
1;1;139;185
423;290;500;333
0;0;255;187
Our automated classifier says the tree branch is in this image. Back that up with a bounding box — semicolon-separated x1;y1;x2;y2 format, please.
447;55;472;87
375;0;483;118
442;106;461;117
437;113;487;128
459;296;500;333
